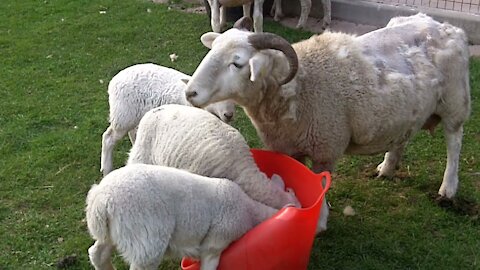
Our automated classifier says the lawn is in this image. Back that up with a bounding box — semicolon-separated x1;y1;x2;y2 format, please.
0;0;478;269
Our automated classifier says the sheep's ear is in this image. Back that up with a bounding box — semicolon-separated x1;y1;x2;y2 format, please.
249;53;269;82
201;32;220;49
180;78;189;85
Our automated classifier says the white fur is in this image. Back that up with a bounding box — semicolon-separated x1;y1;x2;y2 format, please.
185;13;471;230
127;104;301;209
270;0;330;30
207;0;264;32
86;164;279;270
100;63;236;176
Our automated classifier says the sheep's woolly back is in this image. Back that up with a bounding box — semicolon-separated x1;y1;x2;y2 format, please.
107;63;190;131
127;104;298;209
86;164;277;262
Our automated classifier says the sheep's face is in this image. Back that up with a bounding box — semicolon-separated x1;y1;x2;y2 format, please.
186;29;274;108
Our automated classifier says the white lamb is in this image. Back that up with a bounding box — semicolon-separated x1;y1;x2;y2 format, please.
100;63;236;176
127;104;301;210
86;164;281;270
184;13;471;231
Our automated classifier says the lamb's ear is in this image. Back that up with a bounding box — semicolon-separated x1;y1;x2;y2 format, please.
201;32;221;49
249;53;269;82
180;78;189;85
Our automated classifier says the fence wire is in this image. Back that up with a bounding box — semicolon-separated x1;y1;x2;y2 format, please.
365;0;480;14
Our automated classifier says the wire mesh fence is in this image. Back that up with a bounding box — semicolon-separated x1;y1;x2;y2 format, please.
364;0;480;14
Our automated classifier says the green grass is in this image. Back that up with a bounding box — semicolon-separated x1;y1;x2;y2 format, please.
0;0;478;269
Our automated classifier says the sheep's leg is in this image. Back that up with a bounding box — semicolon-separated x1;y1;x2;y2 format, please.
312;161;334;233
242;3;251;18
438;126;463;198
209;0;222;32
101;125;128;176
219;6;227;31
129;263;160;270
88;241;115;270
319;0;331;30
296;0;311;29
200;253;221;270
271;0;283;21
252;0;264;32
128;126;138;145
376;144;406;178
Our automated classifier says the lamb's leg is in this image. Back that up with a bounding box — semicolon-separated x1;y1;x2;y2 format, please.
319;0;331;30
296;0;311;29
438;126;463;198
128;126;138;145
200;253;221;270
376;144;406;178
312;161;334;233
88;241;115;270
129;263;160;270
101;125;127;176
209;0;222;32
252;0;264;32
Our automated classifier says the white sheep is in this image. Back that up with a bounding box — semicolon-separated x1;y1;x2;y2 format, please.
184;13;471;231
207;0;264;32
270;0;331;30
127;104;301;210
100;63;236;176
86;164;281;270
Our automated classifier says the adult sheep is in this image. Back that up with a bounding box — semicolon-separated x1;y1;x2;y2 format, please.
127;104;301;210
100;63;236;176
184;13;471;229
86;164;282;270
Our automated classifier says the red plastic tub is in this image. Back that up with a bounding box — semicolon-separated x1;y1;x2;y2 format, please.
181;149;331;270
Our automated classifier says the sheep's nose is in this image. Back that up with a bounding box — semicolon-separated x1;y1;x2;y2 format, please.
186;90;198;99
224;112;233;121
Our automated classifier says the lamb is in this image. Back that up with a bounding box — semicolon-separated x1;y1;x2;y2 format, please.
100;63;236;176
86;164;281;270
270;0;330;30
207;0;264;32
184;13;471;231
127;104;301;210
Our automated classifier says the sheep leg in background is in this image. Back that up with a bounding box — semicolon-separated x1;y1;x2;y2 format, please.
312;160;334;233
270;0;283;21
209;0;222;32
252;0;264;32
88;241;115;270
101;125;128;176
296;0;311;29
438;127;463;198
376;144;406;178
320;0;331;30
220;5;228;32
242;3;251;19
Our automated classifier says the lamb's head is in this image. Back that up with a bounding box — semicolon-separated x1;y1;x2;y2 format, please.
204;100;236;123
185;29;298;108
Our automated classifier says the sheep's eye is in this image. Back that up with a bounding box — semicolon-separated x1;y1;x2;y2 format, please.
232;62;243;69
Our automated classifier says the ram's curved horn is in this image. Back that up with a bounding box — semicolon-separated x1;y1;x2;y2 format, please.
247;33;298;85
233;16;253;31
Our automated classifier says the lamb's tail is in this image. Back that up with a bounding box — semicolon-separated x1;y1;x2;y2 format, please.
85;184;110;242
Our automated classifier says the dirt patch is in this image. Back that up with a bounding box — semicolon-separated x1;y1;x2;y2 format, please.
432;193;480;220
56;254;78;269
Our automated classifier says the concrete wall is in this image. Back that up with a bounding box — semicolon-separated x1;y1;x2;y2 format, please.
331;0;480;44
